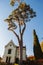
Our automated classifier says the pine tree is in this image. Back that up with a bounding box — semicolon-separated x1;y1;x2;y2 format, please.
33;29;43;60
4;1;36;64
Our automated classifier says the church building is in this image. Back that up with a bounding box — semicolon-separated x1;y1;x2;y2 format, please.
3;40;26;63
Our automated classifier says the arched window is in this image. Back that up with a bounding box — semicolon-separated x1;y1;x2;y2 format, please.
6;56;11;63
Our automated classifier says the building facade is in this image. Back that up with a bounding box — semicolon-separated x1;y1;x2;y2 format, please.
3;40;26;63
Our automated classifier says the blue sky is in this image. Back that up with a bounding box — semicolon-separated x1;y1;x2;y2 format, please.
0;0;43;57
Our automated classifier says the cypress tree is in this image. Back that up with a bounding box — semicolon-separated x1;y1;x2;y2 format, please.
33;29;43;59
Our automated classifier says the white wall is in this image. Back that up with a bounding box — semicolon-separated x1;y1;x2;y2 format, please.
3;42;16;63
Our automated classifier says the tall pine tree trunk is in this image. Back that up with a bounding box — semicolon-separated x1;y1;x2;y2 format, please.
19;22;23;65
19;40;23;65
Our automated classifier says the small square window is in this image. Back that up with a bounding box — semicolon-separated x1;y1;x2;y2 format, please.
8;49;11;54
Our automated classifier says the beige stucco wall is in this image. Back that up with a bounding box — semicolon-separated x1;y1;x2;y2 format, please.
16;48;26;60
22;48;26;60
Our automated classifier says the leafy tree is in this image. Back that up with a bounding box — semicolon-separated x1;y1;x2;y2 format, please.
33;29;43;59
4;0;36;65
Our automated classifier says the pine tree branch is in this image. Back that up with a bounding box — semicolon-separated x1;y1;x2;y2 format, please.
8;28;19;41
21;23;26;36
